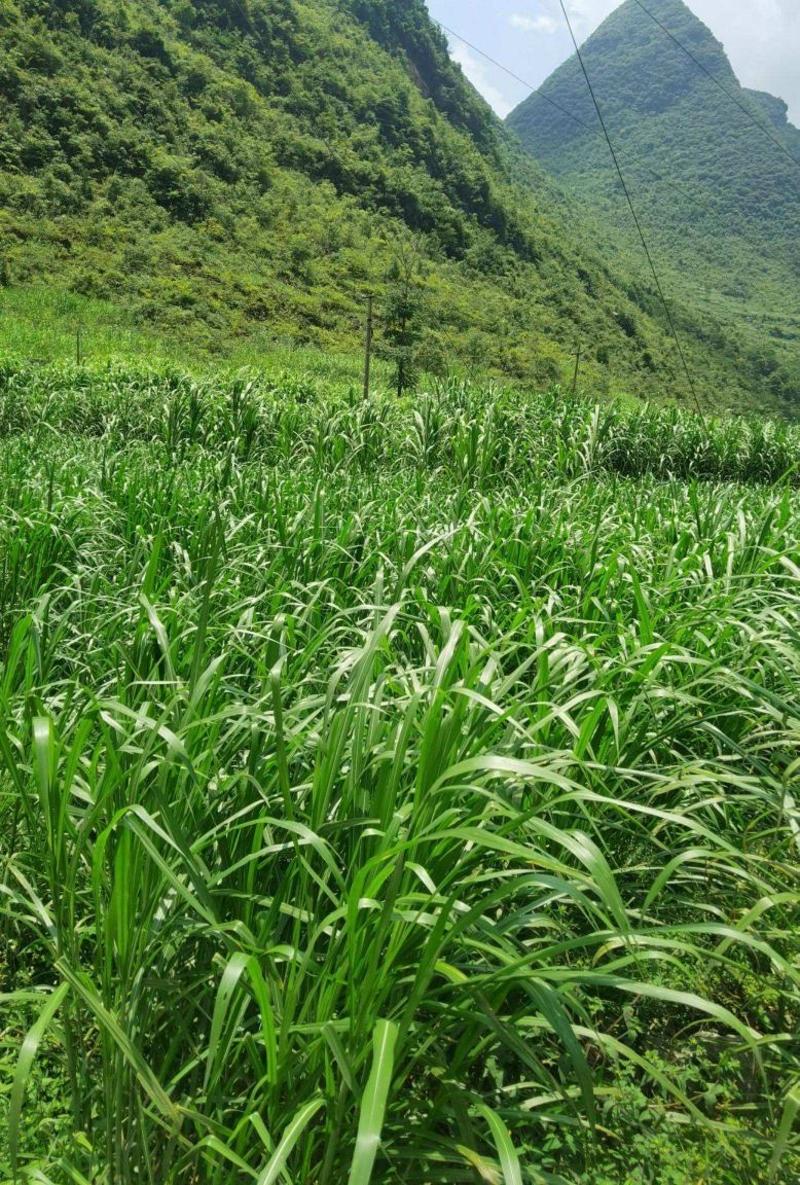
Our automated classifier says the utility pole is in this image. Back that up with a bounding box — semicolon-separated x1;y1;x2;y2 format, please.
571;341;582;398
363;293;374;399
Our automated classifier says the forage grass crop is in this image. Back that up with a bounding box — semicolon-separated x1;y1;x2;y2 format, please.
1;361;800;487
1;366;800;1184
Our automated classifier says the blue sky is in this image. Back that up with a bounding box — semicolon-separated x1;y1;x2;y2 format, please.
424;1;800;124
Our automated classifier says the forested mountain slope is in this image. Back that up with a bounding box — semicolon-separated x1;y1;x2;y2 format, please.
507;0;800;407
0;0;791;410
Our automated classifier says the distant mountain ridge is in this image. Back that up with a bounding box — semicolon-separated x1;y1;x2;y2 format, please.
507;0;800;405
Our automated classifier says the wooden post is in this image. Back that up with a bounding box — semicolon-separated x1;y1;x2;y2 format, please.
363;293;374;399
571;341;582;398
76;324;83;367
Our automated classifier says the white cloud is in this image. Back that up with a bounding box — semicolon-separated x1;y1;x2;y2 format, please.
510;13;559;35
527;0;618;36
450;43;515;117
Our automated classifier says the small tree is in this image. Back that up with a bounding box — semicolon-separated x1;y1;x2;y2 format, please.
382;241;426;399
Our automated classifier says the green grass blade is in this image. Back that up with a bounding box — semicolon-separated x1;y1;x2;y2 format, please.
256;1096;326;1185
475;1104;523;1185
347;1020;398;1185
770;1085;800;1181
8;983;70;1174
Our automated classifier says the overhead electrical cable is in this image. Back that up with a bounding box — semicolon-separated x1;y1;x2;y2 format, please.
556;0;703;414
436;18;720;218
435;20;599;136
630;0;800;174
436;12;704;411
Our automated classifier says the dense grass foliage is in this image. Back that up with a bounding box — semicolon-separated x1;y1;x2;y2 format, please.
507;0;800;406
0;0;790;411
2;366;800;1183
0;362;798;483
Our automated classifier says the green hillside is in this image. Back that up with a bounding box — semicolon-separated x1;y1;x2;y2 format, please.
507;0;800;407
0;0;791;410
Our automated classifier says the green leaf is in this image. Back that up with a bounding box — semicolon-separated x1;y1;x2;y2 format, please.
347;1019;398;1185
770;1085;800;1181
8;983;70;1173
475;1104;523;1185
257;1096;326;1185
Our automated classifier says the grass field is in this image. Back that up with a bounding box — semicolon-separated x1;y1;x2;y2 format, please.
2;363;800;1184
0;287;398;388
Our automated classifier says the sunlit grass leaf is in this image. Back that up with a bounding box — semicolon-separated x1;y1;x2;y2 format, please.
347;1020;398;1185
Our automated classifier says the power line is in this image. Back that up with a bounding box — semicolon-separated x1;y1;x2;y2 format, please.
556;0;703;415
434;19;712;212
630;0;800;175
435;20;599;136
437;11;704;411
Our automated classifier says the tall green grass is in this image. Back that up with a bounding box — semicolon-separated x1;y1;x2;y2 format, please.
1;367;799;1183
0;362;798;484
